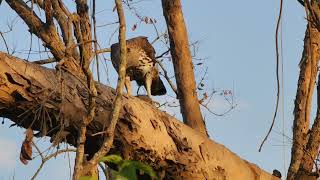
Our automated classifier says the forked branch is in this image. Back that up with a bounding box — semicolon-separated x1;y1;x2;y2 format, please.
5;0;66;60
82;0;127;174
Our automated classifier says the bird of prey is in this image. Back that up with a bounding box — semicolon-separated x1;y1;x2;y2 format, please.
110;36;166;98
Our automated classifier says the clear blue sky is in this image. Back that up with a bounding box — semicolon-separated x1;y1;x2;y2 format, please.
0;0;307;179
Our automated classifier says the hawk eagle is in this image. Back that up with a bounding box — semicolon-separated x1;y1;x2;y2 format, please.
111;36;166;98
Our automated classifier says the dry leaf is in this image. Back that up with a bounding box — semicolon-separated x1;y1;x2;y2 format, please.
25;128;33;141
19;154;28;165
19;128;33;165
144;17;149;24
203;92;208;100
132;24;137;31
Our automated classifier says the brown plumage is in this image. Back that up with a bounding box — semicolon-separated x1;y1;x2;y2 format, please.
111;36;166;97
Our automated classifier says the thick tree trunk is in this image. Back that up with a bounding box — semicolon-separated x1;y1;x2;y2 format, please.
0;52;277;179
161;0;207;136
288;26;320;180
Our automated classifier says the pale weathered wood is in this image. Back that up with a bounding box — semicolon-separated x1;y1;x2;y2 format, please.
161;0;207;136
288;26;320;180
0;52;278;179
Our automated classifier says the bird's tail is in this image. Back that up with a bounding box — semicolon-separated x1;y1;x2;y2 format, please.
151;77;167;96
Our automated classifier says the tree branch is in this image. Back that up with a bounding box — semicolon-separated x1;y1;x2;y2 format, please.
73;0;97;178
287;25;320;180
82;0;127;173
161;0;207;136
0;52;278;179
33;47;111;65
299;72;320;175
5;0;66;60
75;0;92;64
31;142;76;180
51;0;74;49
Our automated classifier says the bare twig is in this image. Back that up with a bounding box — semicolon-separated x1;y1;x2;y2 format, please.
97;21;119;28
258;0;283;152
156;59;178;96
82;0;127;174
0;31;10;54
108;26;119;45
33;48;110;65
5;0;66;60
92;0;100;82
199;89;236;117
31;142;76;180
73;0;96;179
151;32;167;45
155;49;170;59
200;102;235;117
196;67;208;90
96;48;111;54
33;58;56;64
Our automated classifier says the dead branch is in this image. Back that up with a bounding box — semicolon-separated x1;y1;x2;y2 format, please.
156;59;178;96
5;0;66;60
33;46;110;65
92;0;100;82
0;52;278;179
287;21;320;180
299;72;320;174
75;0;92;64
82;0;127;174
96;48;111;54
161;0;207;135
33;58;56;64
73;0;97;178
258;0;283;152
0;31;10;54
31;142;76;180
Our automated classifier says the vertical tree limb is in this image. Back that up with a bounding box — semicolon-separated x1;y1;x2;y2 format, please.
161;0;207;136
92;0;101;82
82;0;127;174
287;25;320;179
75;0;92;64
43;0;53;25
72;1;96;179
298;72;320;174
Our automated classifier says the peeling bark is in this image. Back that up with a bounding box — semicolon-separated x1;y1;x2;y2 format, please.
288;26;320;180
0;52;277;179
161;0;207;136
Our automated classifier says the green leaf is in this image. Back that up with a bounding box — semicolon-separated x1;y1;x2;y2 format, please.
131;161;157;179
79;176;98;180
101;155;158;180
118;162;137;180
112;170;129;180
100;154;123;165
